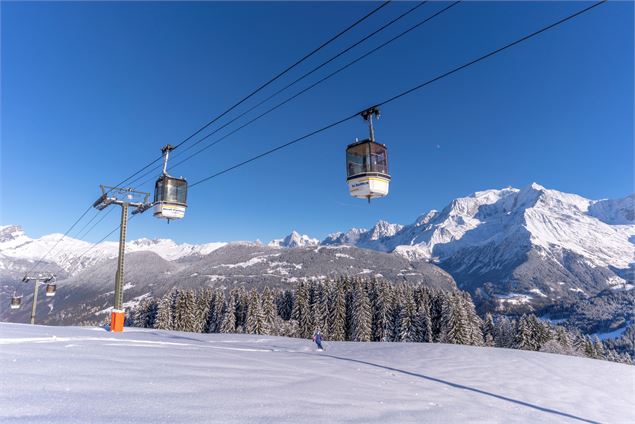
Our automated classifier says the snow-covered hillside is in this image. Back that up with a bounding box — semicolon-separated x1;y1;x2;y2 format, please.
0;323;632;423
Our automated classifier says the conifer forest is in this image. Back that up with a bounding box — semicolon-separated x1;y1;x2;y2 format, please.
130;278;632;365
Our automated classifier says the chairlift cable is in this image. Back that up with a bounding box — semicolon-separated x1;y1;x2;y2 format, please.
130;1;459;189
169;1;428;159
27;3;390;272
109;1;392;191
187;0;606;189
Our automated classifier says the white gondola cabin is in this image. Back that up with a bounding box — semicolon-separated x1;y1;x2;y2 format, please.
346;107;391;201
10;294;21;309
45;283;57;297
154;144;188;221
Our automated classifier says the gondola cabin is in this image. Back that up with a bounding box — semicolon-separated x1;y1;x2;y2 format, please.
346;139;391;200
45;283;57;297
154;144;187;221
154;175;187;220
10;295;21;309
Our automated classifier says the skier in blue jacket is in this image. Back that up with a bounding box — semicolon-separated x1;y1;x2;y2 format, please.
312;330;324;351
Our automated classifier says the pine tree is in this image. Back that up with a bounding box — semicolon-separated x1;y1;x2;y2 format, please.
440;292;470;345
483;313;496;346
429;289;445;342
207;289;225;333
389;285;405;342
195;288;213;333
312;283;329;337
417;303;433;343
245;289;265;335
235;288;249;331
583;336;599;358
133;297;158;328
155;290;176;330
219;293;236;334
276;289;294;321
460;292;483;346
494;316;516;348
593;336;605;359
514;315;535;350
261;287;277;335
351;281;372;342
371;280;392;342
399;289;419;342
554;326;573;354
328;282;346;341
292;282;313;338
173;289;197;333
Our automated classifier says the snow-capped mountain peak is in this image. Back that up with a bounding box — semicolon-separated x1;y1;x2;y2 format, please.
320;183;635;300
268;230;319;248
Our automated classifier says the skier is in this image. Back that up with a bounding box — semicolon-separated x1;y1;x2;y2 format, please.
312;330;325;351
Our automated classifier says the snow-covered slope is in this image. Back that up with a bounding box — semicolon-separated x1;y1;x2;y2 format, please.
1;323;632;423
322;183;635;304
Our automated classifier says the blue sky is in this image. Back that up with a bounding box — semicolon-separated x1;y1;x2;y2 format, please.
1;1;633;244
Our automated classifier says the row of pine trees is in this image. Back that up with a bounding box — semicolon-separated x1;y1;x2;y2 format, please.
130;277;631;364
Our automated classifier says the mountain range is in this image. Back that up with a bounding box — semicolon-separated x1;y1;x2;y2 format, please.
1;182;633;324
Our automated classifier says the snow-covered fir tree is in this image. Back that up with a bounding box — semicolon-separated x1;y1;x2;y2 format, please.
292;282;313;338
312;283;329;337
482;313;496;346
245;289;265;335
399;288;419;342
155;289;176;330
261;286;277;335
328;282;346;341
351;281;372;342
219;293;236;334
371;280;392;342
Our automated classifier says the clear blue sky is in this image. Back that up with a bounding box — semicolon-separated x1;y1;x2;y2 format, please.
1;1;633;244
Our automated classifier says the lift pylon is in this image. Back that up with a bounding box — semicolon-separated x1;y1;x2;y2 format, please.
22;272;56;324
93;186;151;332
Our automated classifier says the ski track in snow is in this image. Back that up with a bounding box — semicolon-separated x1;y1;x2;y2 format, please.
0;323;633;423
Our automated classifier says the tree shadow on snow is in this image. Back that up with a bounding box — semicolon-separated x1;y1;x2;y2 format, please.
309;353;599;424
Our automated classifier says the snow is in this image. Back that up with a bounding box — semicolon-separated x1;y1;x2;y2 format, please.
496;293;534;305
213;256;268;268
540;316;567;325
591;324;631;341
268;231;319;248
529;288;548;298
0;323;633;423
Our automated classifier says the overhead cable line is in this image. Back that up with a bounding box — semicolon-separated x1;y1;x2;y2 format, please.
31;3;390;273
26;204;94;275
69;215;138;274
73;209;102;238
77;207;115;241
169;1;428;160
131;1;459;189
109;1;392;191
188;0;606;189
